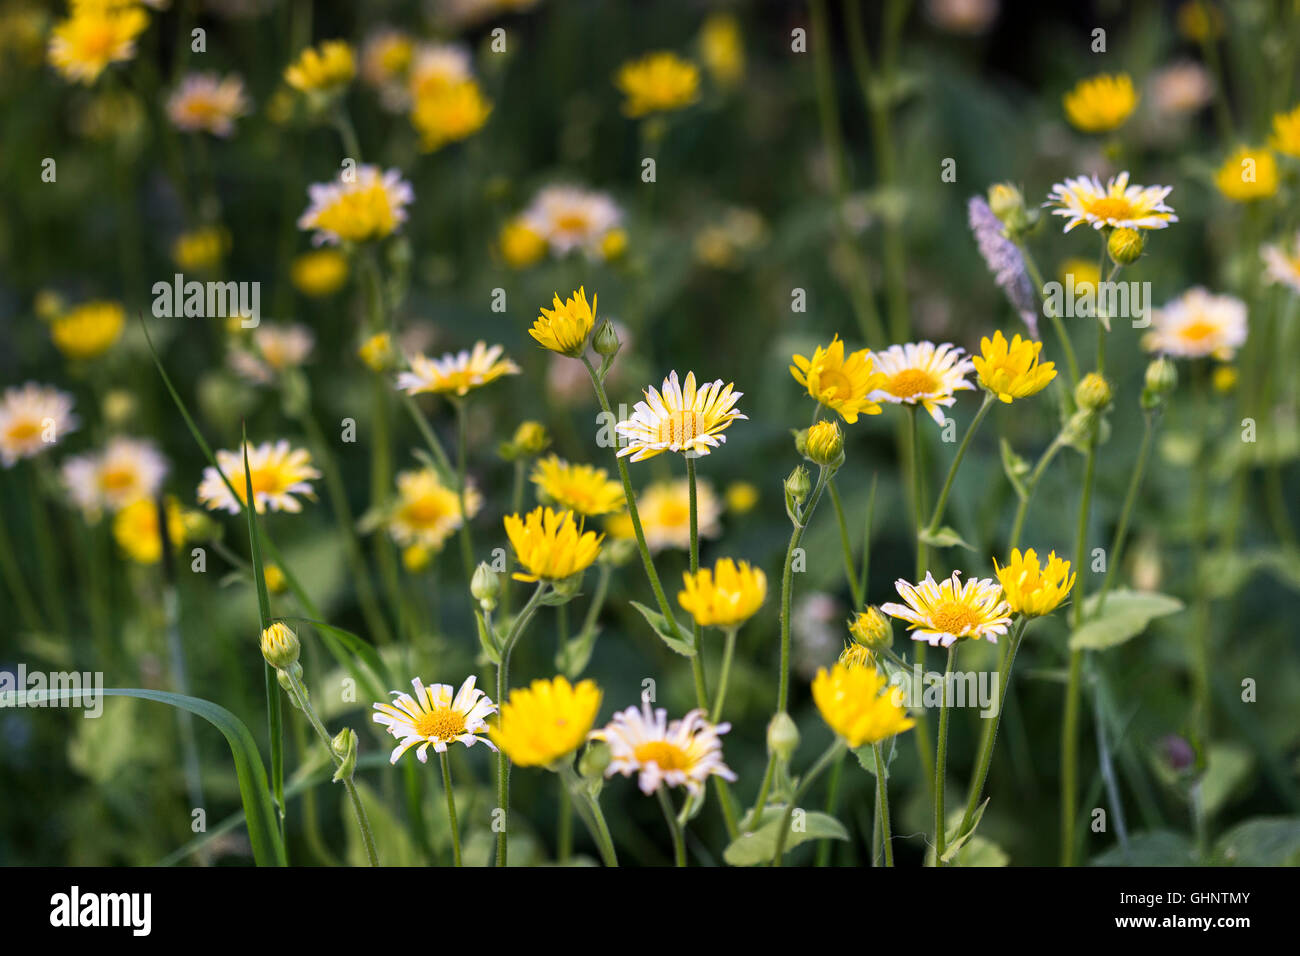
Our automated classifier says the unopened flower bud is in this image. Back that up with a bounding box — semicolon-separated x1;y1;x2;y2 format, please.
578;740;612;780
551;570;585;601
500;420;550;460
593;320;621;357
263;563;288;595
767;711;800;761
784;465;811;506
804;420;844;467
1141;357;1177;410
1107;227;1144;266
1075;372;1113;412
260;622;300;670
987;182;1028;232
471;561;501;611
849;606;893;651
1212;365;1237;393
331;727;358;782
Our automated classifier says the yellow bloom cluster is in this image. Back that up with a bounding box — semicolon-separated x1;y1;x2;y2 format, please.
49;300;125;360
285;40;355;94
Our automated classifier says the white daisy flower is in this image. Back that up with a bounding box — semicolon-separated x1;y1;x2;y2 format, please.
297;165;414;246
166;72;250;137
0;383;77;468
394;342;521;397
615;370;747;462
62;436;168;516
867;342;975;425
1143;287;1248;360
230;323;316;384
592;700;737;796
1045;171;1177;232
1262;232;1300;295
881;570;1013;647
522;185;623;257
372;675;497;763
196;439;321;514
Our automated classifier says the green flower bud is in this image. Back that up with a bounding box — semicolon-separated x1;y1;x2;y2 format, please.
804;420;844;468
1107;227;1145;266
260;622;300;670
849;606;893;651
784;465;811;506
1141;357;1177;410
767;711;800;762
592;320;620;357
331;727;358;783
988;182;1029;232
471;562;501;612
1075;372;1113;412
578;740;612;780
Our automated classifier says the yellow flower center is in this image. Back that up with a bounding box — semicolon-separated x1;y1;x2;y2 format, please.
658;410;704;445
633;740;689;771
5;419;40;443
888;369;938;398
817;367;855;400
79;24;118;61
246;466;281;497
98;466;136;492
930;601;979;635
1178;319;1218;341
414;707;466;740
1084;197;1136;221
554;211;591;233
404;495;452;526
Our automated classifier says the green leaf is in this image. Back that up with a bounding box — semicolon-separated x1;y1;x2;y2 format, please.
629;601;696;657
950;835;1009;867
1090;830;1195;867
556;626;600;678
18;687;286;866
1214;817;1300;866
943;798;990;859
723;809;848;866
918;526;974;550
999;438;1029;500
475;608;501;665
1068;590;1184;651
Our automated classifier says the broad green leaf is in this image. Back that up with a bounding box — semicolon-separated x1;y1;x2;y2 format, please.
950;835;1009;867
1200;744;1254;819
1214;817;1300;866
1090;830;1195;867
1068;590;1183;651
918;526;974;551
723;809;848;866
629;601;695;657
19;688;285;866
943;798;990;859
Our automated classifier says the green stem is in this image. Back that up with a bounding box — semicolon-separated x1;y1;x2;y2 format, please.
772;739;846;866
454;400;476;582
440;751;462;866
710;628;739;724
657;785;686;866
958;617;1027;835
828;479;863;608
906;407;935;798
933;643;957;865
873;741;895;866
559;763;619;866
1008;435;1066;551
687;454;709;709
0;495;42;633
778;466;830;713
815;750;845;867
1096;411;1156;612
1019;242;1080;390
925;392;996;536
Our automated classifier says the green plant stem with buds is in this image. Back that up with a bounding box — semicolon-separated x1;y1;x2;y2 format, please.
778;465;830;713
1096;410;1157;613
772;739;847;866
558;763;619;867
1008;434;1067;550
933;643;958;865
440;751;462;867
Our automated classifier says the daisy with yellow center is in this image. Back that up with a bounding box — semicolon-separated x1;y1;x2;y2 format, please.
291;248;349;297
1271;104;1300;158
396;342;520;397
504;506;602;582
973;330;1057;403
615;51;700;117
171;226;229;271
49;300;125;360
530;287;597;357
881;570;1012;647
112;495;191;564
1262;232;1300;294
166;72;249;137
1062;72;1138;132
297;165;414;246
531;455;624;517
868;342;975;425
411;78;492;152
197;440;321;514
812;662;915;748
407;42;473;99
62;436;168;516
1143;287;1248;360
284;39;355;94
678;557;766;629
0;382;77;467
372;676;497;763
360;29;415;96
520;185;624;257
591;701;736;796
498;219;547;268
1046;172;1177;232
994;548;1075;618
387;467;480;551
790;335;886;423
489;676;602;768
606;477;721;552
615;370;746;461
1214;147;1279;202
230;324;315;384
47;0;148;85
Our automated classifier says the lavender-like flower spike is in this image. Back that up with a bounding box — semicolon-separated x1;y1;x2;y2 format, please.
968;196;1040;338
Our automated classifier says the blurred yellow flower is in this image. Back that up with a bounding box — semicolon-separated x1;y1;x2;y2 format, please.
812;663;915;748
284;40;355;94
678;557;766;629
263;563;288;594
411;79;491;152
61;435;167;516
396;342;520;397
598;228;628;261
1176;0;1222;41
606;477;720;552
1214;147;1279;202
171;226;229;271
531;455;624;517
489;676;602;768
698;14;744;88
615;370;746;462
50;300;125;360
298;165;414;245
1144;287;1248;360
1060;258;1100;294
113;496;188;565
1212;365;1238;393
504;506;602;582
0;383;76;467
1270;104;1300;157
292;249;349;297
973;330;1056;403
503;420;551;459
530;287;596;357
403;544;433;573
790;336;885;424
1062;73;1137;133
357;331;392;371
48;2;148;85
994;548;1075;618
615;51;700;117
498;219;546;268
724;480;758;514
388;468;479;551
197;440;321;515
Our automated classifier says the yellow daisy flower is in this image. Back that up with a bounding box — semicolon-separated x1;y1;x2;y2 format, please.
994;548;1075;618
790;336;886;424
1062;73;1138;133
196;440;321;515
615;370;746;462
411;78;492;152
284;40;355;94
973;330;1057;403
531;455;624;517
881;570;1012;647
678;557;766;629
47;2;148;85
868;342;976;425
1270;104;1300;158
49;300;125;360
171;226;229;271
489;676;602;768
615;51;700;117
298;165;414;246
1046;172;1177;232
291;248;349;297
1214;146;1279;202
0;382;77;466
591;702;736;796
606;477;721;552
372;676;497;763
388;468;480;551
112;495;190;564
504;506;603;582
1143;287;1247;360
498;218;547;268
812;663;916;748
396;342;520;397
529;287;597;357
